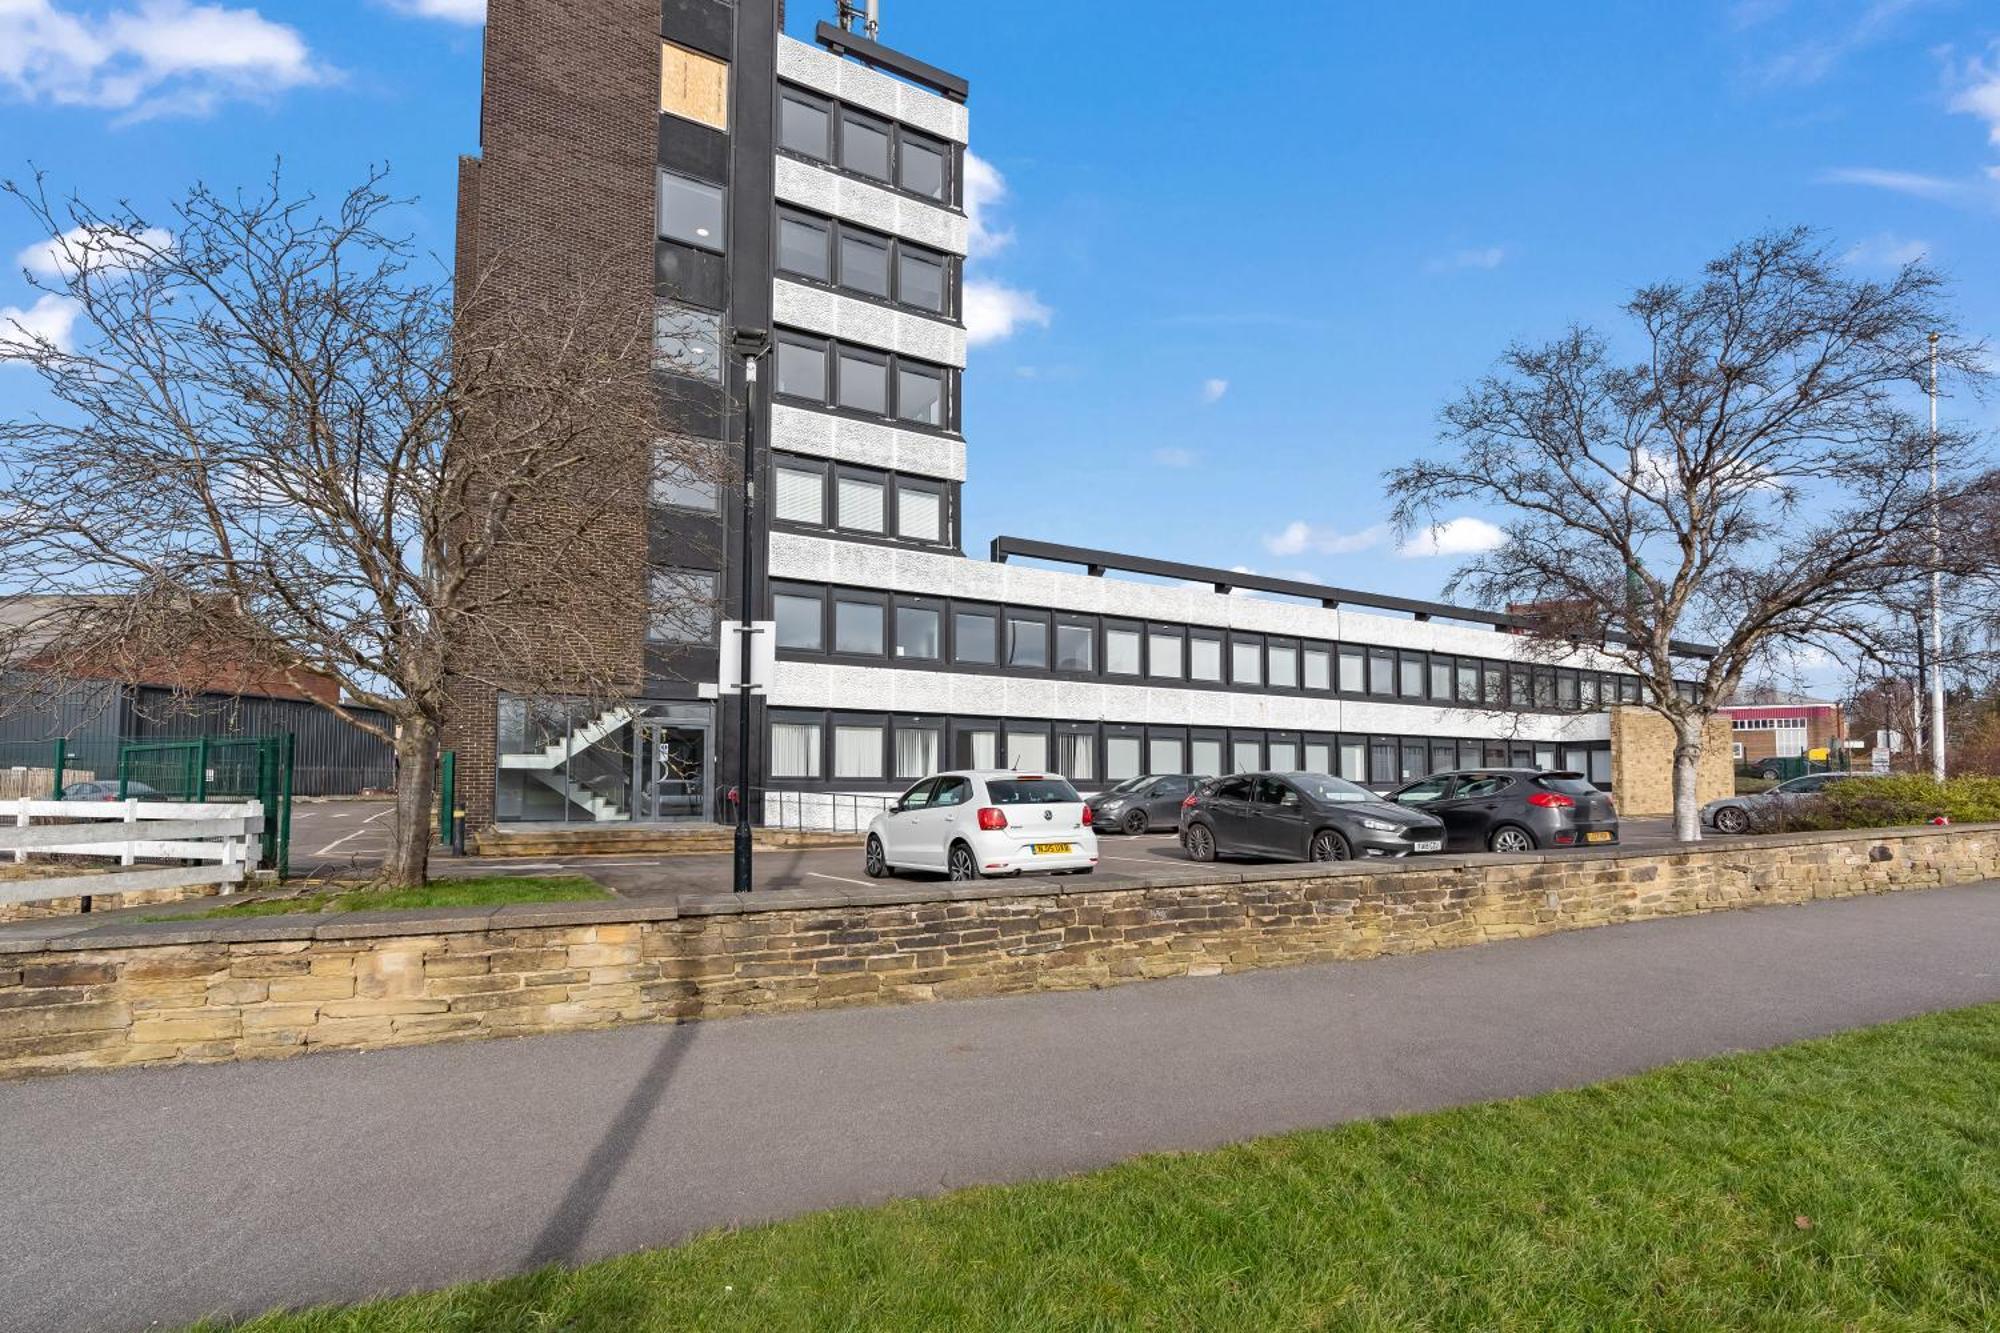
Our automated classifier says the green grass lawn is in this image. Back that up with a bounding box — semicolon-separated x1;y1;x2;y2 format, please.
206;1003;2000;1331
156;875;611;920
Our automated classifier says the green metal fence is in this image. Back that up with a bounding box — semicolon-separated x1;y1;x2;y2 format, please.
117;735;295;877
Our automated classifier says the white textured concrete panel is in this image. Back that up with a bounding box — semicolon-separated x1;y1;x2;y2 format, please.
776;157;968;256
770;403;967;481
766;662;1611;741
775;280;966;367
778;36;969;144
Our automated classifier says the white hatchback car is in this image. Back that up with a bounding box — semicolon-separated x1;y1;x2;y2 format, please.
865;770;1099;881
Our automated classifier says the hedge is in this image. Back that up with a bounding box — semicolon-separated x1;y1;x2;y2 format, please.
1746;774;2000;833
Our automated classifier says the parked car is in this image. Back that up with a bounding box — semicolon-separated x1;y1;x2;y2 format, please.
1702;771;1862;834
1086;773;1202;834
865;770;1098;881
1178;772;1446;863
59;780;161;801
1385;769;1619;852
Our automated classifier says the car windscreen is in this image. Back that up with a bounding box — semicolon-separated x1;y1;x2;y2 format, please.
988;779;1081;805
1535;774;1599;796
1290;775;1376;804
1104;777;1150;795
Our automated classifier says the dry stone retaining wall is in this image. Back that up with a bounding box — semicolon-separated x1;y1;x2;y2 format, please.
2;825;1996;1078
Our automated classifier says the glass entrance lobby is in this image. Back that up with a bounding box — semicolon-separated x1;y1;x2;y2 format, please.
495;698;714;824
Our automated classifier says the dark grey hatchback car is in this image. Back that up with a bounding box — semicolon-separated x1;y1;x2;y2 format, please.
1179;772;1446;863
1384;769;1618;853
1086;774;1201;834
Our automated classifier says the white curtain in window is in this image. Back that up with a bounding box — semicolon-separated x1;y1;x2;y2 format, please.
1008;732;1048;771
775;467;824;524
1190;739;1223;777
966;730;997;769
1105;631;1141;674
834;725;884;778
1056;732;1093;781
1339;742;1366;781
895;727;941;778
898;488;942;542
1232;742;1260;774
1304;744;1331;774
1105;735;1141;781
837;476;885;532
1190;639;1222;681
1149;738;1183;774
1267;742;1298;771
770;723;821;778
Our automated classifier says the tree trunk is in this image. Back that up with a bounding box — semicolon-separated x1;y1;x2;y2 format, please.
1671;715;1704;843
385;715;439;886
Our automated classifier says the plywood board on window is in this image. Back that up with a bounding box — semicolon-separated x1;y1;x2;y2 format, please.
662;41;728;130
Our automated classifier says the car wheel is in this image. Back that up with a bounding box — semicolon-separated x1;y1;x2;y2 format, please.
864;835;891;878
1309;829;1351;862
1714;806;1750;835
1120;809;1148;835
1488;825;1537;854
1758;767;1781;782
947;842;980;882
1184;822;1216;863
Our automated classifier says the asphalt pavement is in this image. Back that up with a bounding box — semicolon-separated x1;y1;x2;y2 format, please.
3;881;1996;1333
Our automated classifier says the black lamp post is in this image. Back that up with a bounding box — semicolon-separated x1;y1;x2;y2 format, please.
729;326;769;893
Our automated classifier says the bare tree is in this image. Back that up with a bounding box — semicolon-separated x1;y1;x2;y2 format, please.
0;167;721;884
1388;229;1987;839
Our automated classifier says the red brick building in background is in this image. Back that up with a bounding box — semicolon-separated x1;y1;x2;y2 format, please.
1719;689;1848;770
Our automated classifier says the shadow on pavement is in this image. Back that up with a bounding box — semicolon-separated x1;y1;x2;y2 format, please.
523;1023;699;1270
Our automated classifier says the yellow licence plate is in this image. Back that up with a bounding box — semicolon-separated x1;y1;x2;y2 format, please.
1032;842;1074;855
1585;831;1614;843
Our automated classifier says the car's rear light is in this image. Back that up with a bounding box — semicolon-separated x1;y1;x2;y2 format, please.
976;807;1008;831
1181;793;1199;809
1604;795;1617;813
1080;804;1093;827
1527;791;1575;809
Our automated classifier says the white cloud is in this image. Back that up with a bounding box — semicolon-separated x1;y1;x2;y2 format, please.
1263;521;1389;558
1840;231;1929;267
1815;167;1964;200
1199;377;1228;404
1425;245;1507;274
962;152;1013;259
962;279;1050;346
0;293;82;357
1750;0;1923;87
0;0;329;120
16;224;172;280
384;0;484;20
1151;447;1198;468
1948;42;2000;144
1396;516;1508;558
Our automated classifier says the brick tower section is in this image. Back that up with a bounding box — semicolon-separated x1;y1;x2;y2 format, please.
446;0;661;831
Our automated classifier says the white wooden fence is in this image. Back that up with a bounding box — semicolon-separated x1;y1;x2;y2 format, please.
1;799;263;907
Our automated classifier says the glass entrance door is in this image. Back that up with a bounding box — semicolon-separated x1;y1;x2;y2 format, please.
635;718;709;822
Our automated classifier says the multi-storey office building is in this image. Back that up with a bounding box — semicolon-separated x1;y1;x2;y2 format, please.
450;2;1693;835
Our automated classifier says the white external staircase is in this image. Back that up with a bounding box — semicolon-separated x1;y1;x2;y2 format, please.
497;706;634;821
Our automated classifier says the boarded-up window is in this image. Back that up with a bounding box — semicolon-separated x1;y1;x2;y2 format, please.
661;42;727;130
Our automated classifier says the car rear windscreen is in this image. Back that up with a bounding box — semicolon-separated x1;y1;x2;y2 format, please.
988;779;1081;805
1535;774;1599;796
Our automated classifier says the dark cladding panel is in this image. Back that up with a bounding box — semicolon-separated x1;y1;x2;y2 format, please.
662;0;733;61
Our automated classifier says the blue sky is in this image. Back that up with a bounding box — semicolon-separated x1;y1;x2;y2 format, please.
3;0;1998;610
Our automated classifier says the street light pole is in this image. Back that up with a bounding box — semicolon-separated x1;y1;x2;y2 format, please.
730;328;770;893
1928;332;1946;781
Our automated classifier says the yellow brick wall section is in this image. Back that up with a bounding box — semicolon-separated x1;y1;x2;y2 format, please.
1609;707;1735;817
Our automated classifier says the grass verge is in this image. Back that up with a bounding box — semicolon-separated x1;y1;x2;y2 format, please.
206;1002;2000;1331
155;875;612;920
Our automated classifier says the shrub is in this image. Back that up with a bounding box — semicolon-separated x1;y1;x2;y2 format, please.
1746;774;2000;833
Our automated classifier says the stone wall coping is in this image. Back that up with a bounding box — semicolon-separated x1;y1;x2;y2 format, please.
0;820;1990;954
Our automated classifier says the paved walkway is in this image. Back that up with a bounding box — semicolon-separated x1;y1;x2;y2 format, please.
4;883;1997;1333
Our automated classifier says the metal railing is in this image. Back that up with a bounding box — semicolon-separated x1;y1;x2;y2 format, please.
757;789;897;833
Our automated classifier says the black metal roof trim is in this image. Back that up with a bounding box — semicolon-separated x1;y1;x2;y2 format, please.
813;20;970;102
987;536;1716;660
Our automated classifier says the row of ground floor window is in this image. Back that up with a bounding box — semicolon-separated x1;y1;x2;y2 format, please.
765;711;1613;790
490;697;1613;827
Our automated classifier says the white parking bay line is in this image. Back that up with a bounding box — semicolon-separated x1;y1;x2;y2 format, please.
313;806;394;856
806;871;878;889
1098;855;1175;865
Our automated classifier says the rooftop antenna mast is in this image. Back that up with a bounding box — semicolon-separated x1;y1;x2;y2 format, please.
835;0;880;40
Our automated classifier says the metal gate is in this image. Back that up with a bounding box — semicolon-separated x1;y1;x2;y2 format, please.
117;734;294;876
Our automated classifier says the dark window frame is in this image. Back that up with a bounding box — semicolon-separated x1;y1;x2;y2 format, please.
830;590;888;659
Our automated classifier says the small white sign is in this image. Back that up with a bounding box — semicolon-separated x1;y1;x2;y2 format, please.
1871;748;1891;775
717;620;775;696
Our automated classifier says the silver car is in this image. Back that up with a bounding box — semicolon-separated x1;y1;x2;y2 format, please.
1701;772;1860;834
